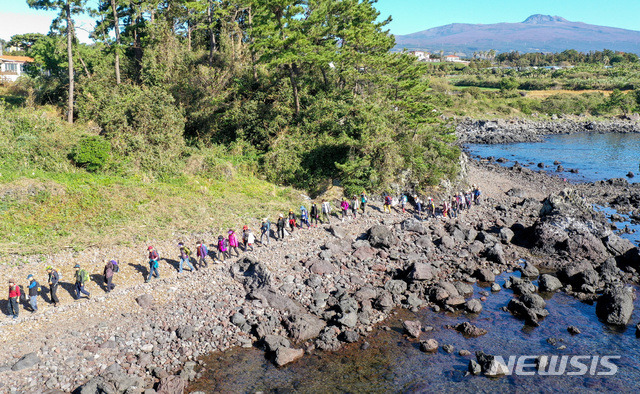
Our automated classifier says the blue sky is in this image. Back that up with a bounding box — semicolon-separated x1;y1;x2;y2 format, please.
1;0;640;43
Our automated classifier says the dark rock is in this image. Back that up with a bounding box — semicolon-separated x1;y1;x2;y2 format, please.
342;330;360;343
135;294;154;308
79;363;144;394
352;246;377;261
519;262;539;278
409;263;435;281
521;293;546;310
284;313;326;342
402;218;428;234
374;291;394;312
474;268;495;283
567;326;581;335
263;335;291;353
475;351;509;377
498;227;515;243
539;274;562;292
507;299;539;326
595;287;634;326
451;322;487;337
329;225;347;239
454;282;473;296
368;225;396;249
468;360;482;375
465;299;483;313
230;257;272;292
385;279;408;295
157;375;186;394
176;326;194;340
403;320;422;338
275;347;304;367
309;260;337;275
11;352;40;371
420;339;438;352
442;344;455;354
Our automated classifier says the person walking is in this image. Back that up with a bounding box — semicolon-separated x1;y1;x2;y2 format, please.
178;242;196;273
74;264;91;300
350;195;359;219
228;230;240;257
8;279;20;319
27;275;39;312
321;200;332;224
414;195;422;218
473;185;482;205
196;241;209;268
147;246;160;282
310;203;320;227
217;235;229;262
300;206;310;229
260;218;271;245
383;194;392;213
243;226;255;251
276;214;286;240
360;192;368;214
340;198;349;221
46;265;60;307
288;209;297;232
428;197;436;218
103;260;117;292
400;194;408;213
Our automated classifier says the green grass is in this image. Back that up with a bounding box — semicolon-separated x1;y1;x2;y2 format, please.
0;99;302;256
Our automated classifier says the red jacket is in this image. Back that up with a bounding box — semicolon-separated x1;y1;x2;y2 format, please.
9;285;20;298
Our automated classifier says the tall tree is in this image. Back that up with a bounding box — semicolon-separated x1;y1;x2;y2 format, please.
27;0;87;123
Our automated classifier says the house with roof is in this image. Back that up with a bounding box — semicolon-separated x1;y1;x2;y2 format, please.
0;55;33;83
444;55;461;62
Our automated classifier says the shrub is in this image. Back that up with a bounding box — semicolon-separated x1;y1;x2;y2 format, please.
69;136;111;172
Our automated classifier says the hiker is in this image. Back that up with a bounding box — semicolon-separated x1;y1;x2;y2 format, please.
242;226;255;251
465;190;472;209
147;246;160;282
288;209;297;232
27;275;39;312
450;196;458;218
400;194;408;213
228;230;240;257
260;218;271;245
196;241;209;268
103;260;118;293
428;197;436;218
321;200;332;224
73;264;91;300
46;266;60;307
8;279;20;319
217;235;229;262
383;194;392;213
340;198;349;221
300;206;310;229
473;185;482;205
276;214;286;240
310;203;320;227
350;195;359;219
360;192;368;214
414;195;422;217
178;242;196;273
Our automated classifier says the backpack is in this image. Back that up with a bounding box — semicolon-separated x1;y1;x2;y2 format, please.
113;262;119;273
361;196;367;204
224;239;230;248
80;269;90;283
183;246;192;256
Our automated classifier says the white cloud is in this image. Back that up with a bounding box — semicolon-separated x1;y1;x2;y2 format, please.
0;11;94;44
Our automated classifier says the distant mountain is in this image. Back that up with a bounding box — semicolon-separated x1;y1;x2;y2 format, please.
394;14;640;55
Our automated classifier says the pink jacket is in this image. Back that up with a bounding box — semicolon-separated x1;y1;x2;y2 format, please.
341;200;349;210
229;232;239;247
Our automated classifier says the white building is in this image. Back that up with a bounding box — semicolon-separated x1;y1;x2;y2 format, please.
444;55;461;62
0;55;33;83
410;51;430;62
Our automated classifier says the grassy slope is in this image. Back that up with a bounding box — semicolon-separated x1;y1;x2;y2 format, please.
0;91;302;256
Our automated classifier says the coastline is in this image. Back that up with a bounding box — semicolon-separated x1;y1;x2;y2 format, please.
456;117;640;145
1;156;639;392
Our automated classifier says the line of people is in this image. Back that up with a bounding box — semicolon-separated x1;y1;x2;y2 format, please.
6;187;480;318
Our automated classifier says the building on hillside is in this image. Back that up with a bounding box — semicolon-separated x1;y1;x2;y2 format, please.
444;55;461;62
410;51;430;61
0;55;33;83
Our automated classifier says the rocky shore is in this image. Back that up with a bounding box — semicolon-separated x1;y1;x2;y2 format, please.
1;158;640;393
456;117;640;145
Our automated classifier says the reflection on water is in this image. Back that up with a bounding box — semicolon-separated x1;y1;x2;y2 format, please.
189;271;640;393
467;133;640;184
